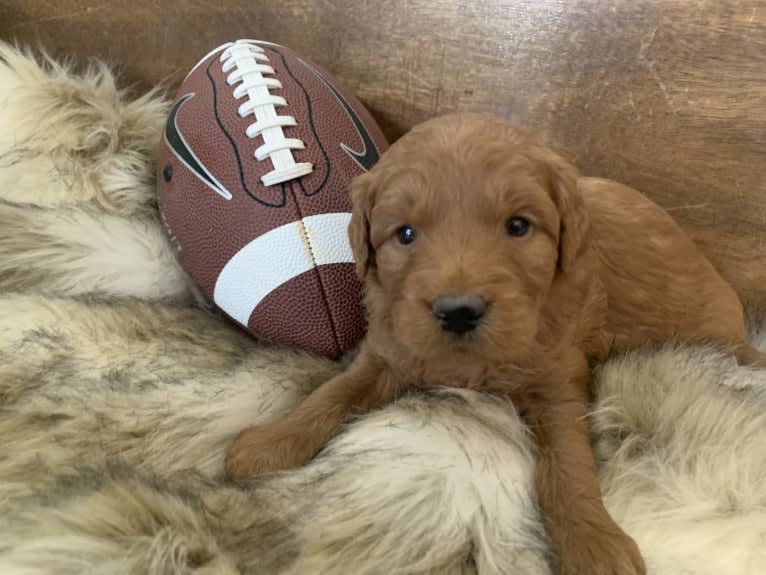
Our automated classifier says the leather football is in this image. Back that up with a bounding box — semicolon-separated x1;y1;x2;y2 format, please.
157;39;388;359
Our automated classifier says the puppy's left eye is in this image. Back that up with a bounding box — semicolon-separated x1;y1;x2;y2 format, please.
397;225;416;245
506;216;531;237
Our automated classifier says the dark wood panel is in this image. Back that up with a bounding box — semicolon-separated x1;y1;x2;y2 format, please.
3;0;766;308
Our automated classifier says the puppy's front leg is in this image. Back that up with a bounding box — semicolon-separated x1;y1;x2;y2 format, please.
225;348;398;480
516;361;646;575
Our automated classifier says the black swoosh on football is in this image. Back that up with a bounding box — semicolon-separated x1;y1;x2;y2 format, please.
301;60;382;172
164;93;234;200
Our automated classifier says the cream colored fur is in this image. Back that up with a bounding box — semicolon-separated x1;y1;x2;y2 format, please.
0;44;191;303
1;43;766;575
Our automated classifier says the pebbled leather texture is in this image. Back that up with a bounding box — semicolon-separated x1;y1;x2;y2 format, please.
157;40;388;359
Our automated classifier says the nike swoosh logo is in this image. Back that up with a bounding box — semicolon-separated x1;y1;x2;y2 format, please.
301;60;381;172
164;93;233;200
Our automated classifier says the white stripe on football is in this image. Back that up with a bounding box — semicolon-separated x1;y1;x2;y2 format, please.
213;212;354;326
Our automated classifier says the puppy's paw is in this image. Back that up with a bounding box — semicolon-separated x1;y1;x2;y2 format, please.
224;423;321;480
558;524;645;575
735;344;766;369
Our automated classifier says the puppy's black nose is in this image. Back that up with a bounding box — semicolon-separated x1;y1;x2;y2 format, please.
431;295;487;335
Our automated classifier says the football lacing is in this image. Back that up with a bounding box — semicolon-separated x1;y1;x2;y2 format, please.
219;40;313;187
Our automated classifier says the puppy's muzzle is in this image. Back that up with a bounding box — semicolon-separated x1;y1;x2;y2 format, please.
431;295;487;335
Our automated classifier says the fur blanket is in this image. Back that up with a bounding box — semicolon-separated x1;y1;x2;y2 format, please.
1;43;766;575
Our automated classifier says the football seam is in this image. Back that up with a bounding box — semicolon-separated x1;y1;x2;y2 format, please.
277;46;349;356
287;181;343;356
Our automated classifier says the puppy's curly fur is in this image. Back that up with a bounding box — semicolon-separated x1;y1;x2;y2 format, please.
226;113;766;575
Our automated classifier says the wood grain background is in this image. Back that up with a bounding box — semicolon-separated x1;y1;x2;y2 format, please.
3;0;765;309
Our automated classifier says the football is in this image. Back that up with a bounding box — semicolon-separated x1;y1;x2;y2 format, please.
157;39;388;359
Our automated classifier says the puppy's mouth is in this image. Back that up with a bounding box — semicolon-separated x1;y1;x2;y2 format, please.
447;338;480;356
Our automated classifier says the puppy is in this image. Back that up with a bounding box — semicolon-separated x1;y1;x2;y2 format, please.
225;113;765;575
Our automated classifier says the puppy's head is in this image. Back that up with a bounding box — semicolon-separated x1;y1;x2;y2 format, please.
349;113;589;372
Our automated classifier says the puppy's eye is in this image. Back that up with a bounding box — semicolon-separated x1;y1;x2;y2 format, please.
506;216;531;237
397;225;416;245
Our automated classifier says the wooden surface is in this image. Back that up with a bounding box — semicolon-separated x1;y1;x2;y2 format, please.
3;0;766;309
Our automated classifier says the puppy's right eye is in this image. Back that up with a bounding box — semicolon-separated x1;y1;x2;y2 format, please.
506;216;531;238
397;225;416;245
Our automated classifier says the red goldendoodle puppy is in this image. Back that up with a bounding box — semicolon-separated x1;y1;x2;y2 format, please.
225;113;765;575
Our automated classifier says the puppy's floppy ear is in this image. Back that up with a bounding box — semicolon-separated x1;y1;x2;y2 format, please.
348;172;376;279
546;153;590;272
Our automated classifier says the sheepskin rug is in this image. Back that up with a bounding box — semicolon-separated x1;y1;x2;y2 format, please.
1;43;766;575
